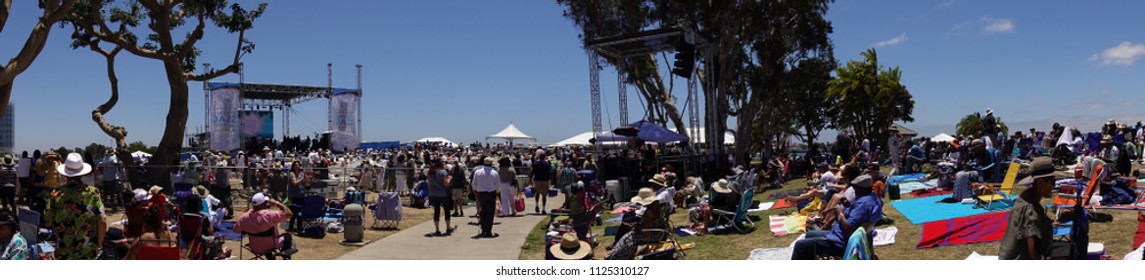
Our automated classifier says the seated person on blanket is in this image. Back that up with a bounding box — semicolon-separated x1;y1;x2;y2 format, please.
786;163;839;212
687;179;739;231
609;188;663;250
558;182;596;239
791;175;882;260
818;164;862;226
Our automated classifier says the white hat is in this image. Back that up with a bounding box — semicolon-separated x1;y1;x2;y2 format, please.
57;152;93;177
630;187;658;205
347;187;356;192
133;189;151;202
985;108;993;115
536;149;546;156
251;192;269;206
712;179;733;194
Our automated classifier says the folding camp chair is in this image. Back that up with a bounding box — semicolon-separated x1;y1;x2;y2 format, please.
178;214;206;259
976;161;1021;210
18;208;44;244
1054;164;1105;218
172;182;195;206
298;195;328;235
371;192;402;229
240;230;297;260
708;187;756;233
135;240;180;260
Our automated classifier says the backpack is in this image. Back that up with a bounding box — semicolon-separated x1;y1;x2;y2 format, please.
0;165;16;188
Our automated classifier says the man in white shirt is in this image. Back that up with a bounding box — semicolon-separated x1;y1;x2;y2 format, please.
470;157;500;239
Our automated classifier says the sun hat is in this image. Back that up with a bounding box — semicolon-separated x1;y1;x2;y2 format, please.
194;185;210;197
985;108;993;115
0;214;16;229
711;179;733;194
483;157;495;166
149;185;164;195
647;174;668;188
1017;157;1071;186
251;192;269;206
57;152;93;177
549;232;592;260
347;187;357;192
1101;135;1113;144
133;189;151;202
536;149;545;156
0;154;14;167
630;187;659;205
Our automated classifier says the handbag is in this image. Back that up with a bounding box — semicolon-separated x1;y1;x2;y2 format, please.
513;193;526;212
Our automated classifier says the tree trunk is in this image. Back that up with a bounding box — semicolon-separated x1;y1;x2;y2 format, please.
148;60;190;188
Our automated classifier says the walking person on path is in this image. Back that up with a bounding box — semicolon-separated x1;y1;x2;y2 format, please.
424;159;456;237
470;157;500;239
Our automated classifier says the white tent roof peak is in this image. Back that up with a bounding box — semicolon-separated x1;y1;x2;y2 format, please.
487;122;536;141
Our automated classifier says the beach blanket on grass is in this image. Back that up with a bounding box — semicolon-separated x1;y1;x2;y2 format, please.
887;173;927;186
747;247;794;260
873;226;898;247
747;202;775;212
1134;213;1145;250
213;221;244;241
917;211;1008;249
910;188;953;198
898;181;935;194
771;199;794;210
769;214;808;236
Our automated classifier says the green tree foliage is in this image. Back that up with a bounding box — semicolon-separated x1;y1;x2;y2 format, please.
83;142;110;159
66;0;266;182
828;49;914;149
956;113;1008;138
556;0;836;163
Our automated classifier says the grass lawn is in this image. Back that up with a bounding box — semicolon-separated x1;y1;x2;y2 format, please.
520;171;1143;260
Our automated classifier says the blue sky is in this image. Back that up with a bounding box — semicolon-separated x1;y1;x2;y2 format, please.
2;0;1143;153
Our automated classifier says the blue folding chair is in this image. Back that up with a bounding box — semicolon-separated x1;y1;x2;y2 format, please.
299;195;328;236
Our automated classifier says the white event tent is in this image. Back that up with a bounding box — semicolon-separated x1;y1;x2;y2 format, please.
486;123;536;144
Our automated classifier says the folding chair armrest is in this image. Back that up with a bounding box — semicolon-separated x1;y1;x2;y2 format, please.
710;209;734;216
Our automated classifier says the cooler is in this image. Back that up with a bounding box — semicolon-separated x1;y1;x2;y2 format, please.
606;180;621;202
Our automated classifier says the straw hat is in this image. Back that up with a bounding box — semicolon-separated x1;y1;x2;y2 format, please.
647;174;668;188
149;185;164;195
194;185;210;197
711;179;732;194
1017;157;1072;185
549;233;591;260
630;187;658;205
1101;135;1113;144
57;152;92;177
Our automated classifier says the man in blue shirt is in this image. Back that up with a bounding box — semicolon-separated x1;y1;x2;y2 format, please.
904;141;926;173
791;175;883;260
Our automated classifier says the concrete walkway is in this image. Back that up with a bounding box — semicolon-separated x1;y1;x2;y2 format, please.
339;193;563;260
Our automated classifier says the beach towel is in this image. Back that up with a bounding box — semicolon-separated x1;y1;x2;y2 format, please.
917;211;1009;249
887;173;927;186
747;247;794;260
769;214;808;236
747;202;775;213
890;195;1010;224
767;189;806;200
965;251;999;260
674;227;695;237
771;199;794;210
873;226;898;247
844;227;871;260
213;221;244;241
910;188;953;198
797;197;822;216
1134;213;1145;250
898;181;933;194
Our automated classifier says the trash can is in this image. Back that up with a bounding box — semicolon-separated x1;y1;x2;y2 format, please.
340;203;366;246
606;180;621;203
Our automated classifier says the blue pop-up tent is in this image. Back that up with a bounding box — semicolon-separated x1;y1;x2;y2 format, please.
595;120;688;143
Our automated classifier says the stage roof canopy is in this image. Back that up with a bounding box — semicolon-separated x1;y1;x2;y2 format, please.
208;82;359;104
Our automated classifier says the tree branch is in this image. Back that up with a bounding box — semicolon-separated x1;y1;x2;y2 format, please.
0;0;76;86
186;29;244;81
83;1;164;60
178;12;206;56
0;0;11;35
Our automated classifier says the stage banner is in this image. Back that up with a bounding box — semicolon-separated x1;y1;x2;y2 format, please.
330;90;360;152
209;87;241;151
239;110;274;140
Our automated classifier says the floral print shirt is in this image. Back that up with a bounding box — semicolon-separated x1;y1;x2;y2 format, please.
1;232;28;260
46;183;105;260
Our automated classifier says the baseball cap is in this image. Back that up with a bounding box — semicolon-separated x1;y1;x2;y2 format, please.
252;193;269;206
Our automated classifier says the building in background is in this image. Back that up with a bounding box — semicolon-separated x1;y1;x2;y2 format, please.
0;103;13;153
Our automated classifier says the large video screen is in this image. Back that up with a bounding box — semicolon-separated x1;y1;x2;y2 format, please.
239;110;274;139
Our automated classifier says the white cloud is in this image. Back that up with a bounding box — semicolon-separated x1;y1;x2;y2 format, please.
1090;42;1145;66
873;33;909;48
936;0;956;9
982;17;1014;33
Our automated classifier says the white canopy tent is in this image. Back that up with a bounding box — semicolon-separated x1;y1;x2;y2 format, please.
131;150;152;159
931;133;955;143
486;123;536;143
670;128;736;145
415;137;456;146
549;131;626;147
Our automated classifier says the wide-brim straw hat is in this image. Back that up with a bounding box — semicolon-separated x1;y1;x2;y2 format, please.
630;187;659;205
711;179;733;194
647;174;668;188
57;152;92;177
549;233;591;260
1017;157;1073;185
